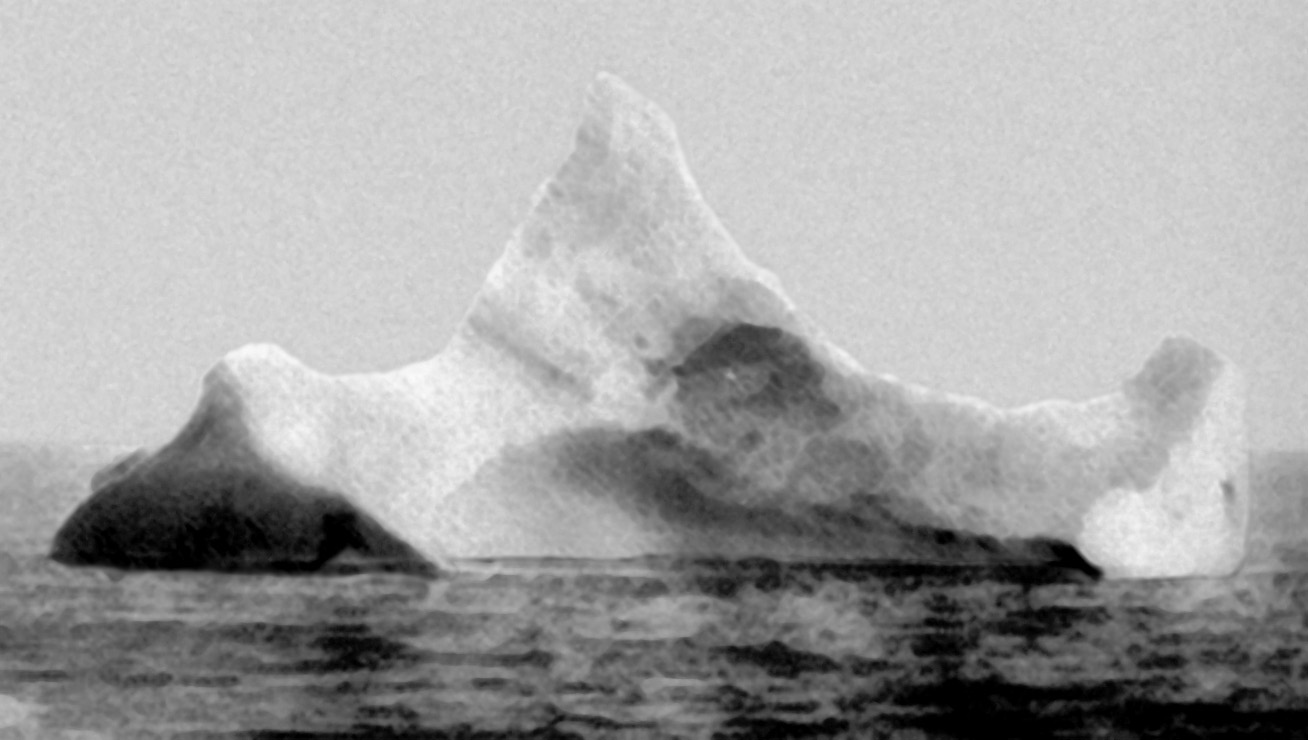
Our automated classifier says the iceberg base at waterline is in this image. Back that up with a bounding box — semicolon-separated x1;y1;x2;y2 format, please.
50;73;1248;580
50;383;434;576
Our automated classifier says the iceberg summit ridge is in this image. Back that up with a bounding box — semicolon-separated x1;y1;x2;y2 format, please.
51;73;1248;580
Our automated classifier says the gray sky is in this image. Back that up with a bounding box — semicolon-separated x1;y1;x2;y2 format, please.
1;2;1305;451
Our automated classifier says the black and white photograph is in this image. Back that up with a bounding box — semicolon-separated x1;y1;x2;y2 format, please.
0;3;1305;737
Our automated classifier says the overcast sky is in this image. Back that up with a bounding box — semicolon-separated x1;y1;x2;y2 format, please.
1;2;1304;452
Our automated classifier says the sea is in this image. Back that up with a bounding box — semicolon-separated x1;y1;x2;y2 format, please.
1;445;1306;739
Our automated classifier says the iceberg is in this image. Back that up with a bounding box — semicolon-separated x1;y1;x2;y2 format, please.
51;73;1248;579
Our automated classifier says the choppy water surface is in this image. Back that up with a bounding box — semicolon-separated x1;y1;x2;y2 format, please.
0;548;1305;739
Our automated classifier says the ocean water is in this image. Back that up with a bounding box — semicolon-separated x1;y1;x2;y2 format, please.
1;548;1306;739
